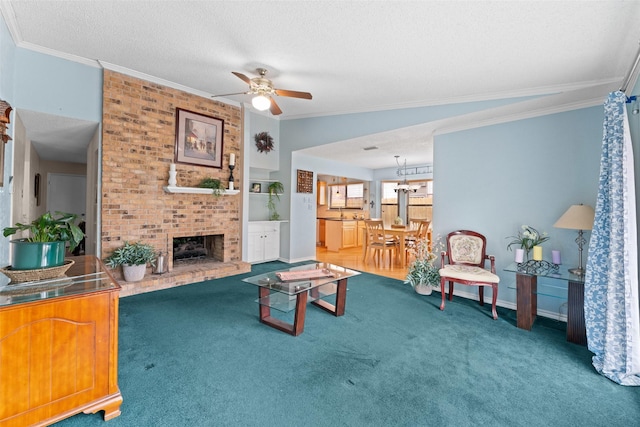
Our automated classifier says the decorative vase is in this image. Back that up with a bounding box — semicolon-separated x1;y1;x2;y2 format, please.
123;264;147;282
414;283;433;295
9;239;66;270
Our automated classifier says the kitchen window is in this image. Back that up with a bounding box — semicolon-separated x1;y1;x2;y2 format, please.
329;183;364;209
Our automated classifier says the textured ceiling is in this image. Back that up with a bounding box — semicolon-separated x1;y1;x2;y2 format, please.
3;1;640;167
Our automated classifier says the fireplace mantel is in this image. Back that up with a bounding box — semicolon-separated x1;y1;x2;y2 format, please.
163;186;240;195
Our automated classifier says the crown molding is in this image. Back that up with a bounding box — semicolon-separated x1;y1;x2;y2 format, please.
433;83;617;136
99;61;240;108
0;1;100;68
282;78;622;121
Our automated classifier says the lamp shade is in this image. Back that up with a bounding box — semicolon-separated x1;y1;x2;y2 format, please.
553;204;595;230
251;95;271;111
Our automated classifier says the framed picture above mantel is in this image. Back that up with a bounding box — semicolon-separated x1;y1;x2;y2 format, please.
174;108;224;168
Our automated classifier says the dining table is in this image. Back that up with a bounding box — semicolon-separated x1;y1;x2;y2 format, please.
362;225;418;268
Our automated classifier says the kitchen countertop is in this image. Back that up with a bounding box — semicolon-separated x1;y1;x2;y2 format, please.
318;217;366;221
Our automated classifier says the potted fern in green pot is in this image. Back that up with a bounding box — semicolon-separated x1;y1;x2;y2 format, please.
104;241;156;282
2;211;84;270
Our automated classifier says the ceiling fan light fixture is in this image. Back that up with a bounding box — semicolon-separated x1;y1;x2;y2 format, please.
252;95;271;111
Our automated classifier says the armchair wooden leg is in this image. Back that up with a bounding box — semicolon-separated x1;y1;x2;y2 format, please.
448;282;454;301
478;286;485;306
491;284;498;320
440;278;446;311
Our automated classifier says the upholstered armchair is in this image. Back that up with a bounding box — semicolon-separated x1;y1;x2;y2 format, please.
439;230;499;319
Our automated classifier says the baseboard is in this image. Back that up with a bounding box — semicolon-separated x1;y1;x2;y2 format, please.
447;287;567;322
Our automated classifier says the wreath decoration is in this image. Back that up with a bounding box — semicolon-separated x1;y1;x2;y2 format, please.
254;131;274;153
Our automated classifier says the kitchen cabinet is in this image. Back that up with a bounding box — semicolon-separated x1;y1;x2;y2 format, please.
317;219;326;246
317;181;327;205
342;221;357;248
357;220;366;247
0;256;122;426
247;221;281;263
325;220;357;252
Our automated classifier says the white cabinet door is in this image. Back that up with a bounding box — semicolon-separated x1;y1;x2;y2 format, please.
247;225;265;263
262;225;280;261
247;222;280;263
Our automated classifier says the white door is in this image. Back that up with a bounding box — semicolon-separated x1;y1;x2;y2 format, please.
47;173;87;218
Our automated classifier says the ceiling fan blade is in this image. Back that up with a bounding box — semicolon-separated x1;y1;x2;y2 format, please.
232;71;252;85
274;89;312;100
269;97;283;115
212;91;249;98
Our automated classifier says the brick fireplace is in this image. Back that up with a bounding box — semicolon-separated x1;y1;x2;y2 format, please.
101;70;250;296
172;234;224;263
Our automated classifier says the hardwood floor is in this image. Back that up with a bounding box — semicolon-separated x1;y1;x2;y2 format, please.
315;245;408;281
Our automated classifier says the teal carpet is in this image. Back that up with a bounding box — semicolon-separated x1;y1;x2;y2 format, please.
55;261;639;426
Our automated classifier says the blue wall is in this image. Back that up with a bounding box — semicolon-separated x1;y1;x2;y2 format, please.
0;13;103;265
0;15;16;265
280;100;605;316
434;107;603;315
14;49;102;122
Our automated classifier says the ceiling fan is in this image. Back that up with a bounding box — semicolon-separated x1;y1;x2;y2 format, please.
213;68;312;115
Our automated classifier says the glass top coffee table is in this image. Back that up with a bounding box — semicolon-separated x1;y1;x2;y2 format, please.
242;262;360;336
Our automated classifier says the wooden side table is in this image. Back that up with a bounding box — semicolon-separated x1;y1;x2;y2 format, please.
0;256;122;426
507;263;586;346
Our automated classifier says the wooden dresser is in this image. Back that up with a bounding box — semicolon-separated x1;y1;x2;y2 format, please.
0;256;122;426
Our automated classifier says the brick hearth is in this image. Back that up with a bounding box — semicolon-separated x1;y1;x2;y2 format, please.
113;260;250;297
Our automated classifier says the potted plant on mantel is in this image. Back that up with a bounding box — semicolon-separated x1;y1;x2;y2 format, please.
199;177;225;196
267;181;284;221
104;241;156;282
405;236;443;295
2;211;84;270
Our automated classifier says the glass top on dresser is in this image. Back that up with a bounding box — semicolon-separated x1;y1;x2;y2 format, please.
504;261;585;283
0;256;119;307
242;262;360;295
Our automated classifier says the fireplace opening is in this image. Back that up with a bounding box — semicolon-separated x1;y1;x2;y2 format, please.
173;235;224;264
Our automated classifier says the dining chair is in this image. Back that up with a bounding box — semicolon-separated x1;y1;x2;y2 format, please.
439;230;499;319
363;219;398;266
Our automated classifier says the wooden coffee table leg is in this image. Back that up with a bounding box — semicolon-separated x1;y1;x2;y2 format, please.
311;278;347;316
258;287;308;336
516;273;537;331
567;280;587;345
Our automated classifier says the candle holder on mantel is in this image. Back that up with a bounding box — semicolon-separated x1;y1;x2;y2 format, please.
168;163;177;187
228;164;235;190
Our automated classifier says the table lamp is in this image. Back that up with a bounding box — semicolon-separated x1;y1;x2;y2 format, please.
553;204;595;276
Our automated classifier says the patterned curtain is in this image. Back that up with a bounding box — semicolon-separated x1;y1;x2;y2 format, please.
584;91;640;385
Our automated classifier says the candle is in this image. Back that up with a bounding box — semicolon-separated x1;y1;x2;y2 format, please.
515;248;524;263
170;163;176;172
533;245;542;261
229;153;235;166
552;250;561;265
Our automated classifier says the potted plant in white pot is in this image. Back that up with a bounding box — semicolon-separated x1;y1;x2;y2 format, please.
2;211;84;270
104;241;156;282
405;236;442;295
